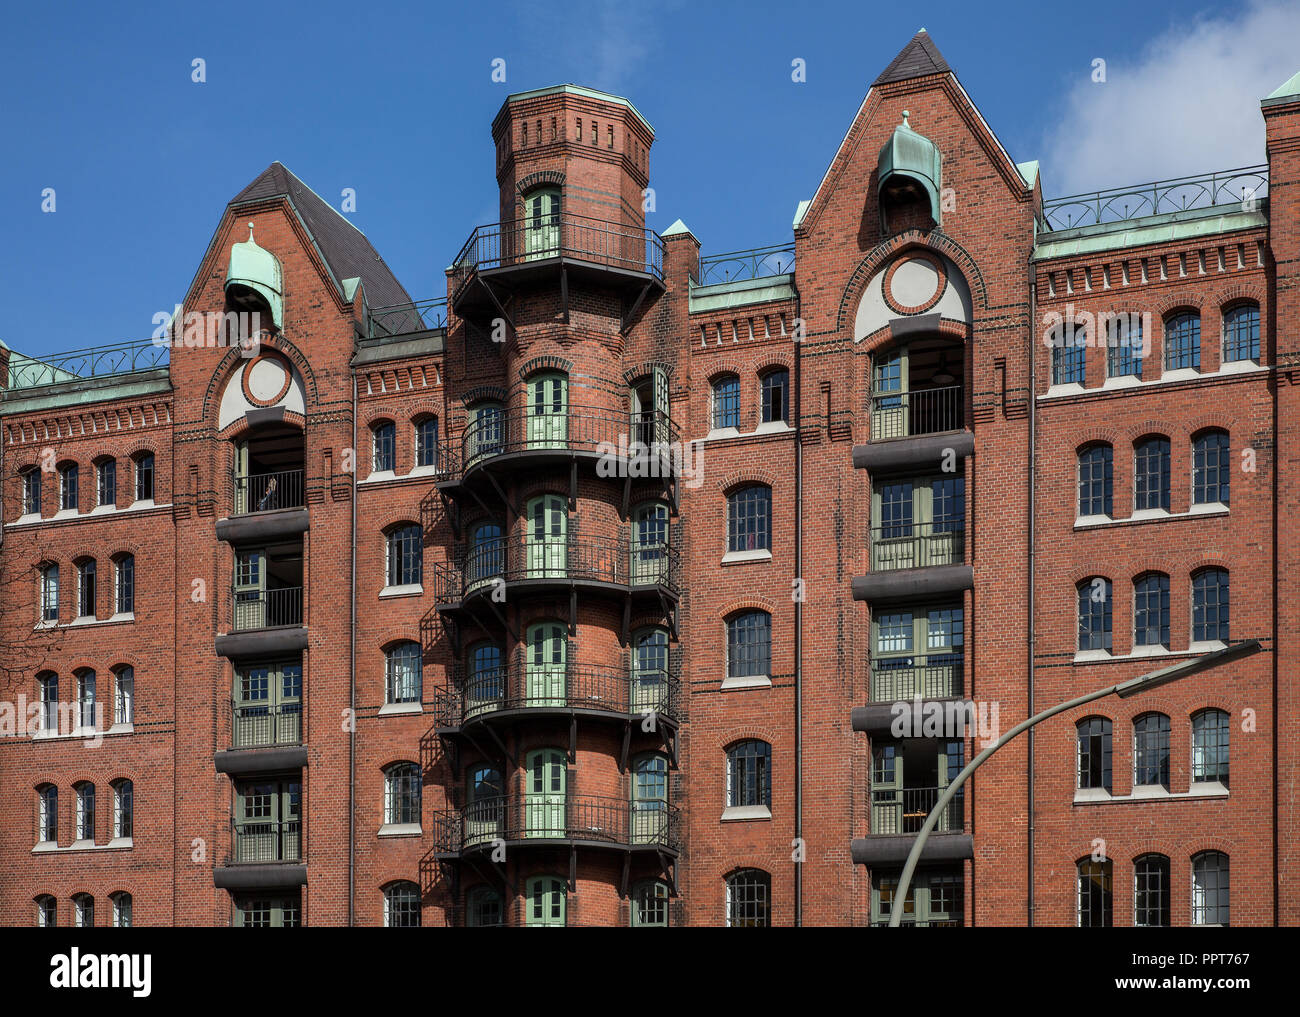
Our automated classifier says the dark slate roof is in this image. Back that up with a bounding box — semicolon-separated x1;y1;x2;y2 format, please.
229;162;415;313
873;30;951;86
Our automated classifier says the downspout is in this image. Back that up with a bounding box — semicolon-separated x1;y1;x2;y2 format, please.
348;370;358;926
793;284;804;928
1026;248;1038;927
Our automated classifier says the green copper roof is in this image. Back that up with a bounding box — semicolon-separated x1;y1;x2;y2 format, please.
662;219;694;238
792;199;812;229
689;274;796;314
1017;160;1039;189
2;367;171;415
1033;202;1267;260
1264;69;1300;104
878;111;943;223
503;84;654;135
225;224;284;327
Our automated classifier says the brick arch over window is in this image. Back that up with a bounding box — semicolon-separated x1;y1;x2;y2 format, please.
363;409;401;432
217;409;306;442
460;386;508;407
517;356;574;380
621;361;674;386
1073;433;1116;455
836;231;989;332
719;597;777;619
1188;418;1235;440
202;333;319;422
756;353;795;375
1183;556;1232;577
1213;283;1265;314
703;359;747;383
1153;294;1203;318
717;469;777;493
1122;422;1178;445
856;317;970;357
717;727;779;751
515;170;565;197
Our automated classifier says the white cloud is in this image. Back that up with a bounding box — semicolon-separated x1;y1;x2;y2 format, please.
1042;0;1300;197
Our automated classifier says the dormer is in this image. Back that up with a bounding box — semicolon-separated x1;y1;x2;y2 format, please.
225;223;284;331
877;111;943;235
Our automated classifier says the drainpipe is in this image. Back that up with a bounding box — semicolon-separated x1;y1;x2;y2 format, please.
1026;249;1038;928
793;285;804;928
348;371;358;926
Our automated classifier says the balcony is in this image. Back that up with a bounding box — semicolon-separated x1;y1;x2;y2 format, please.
431;662;680;732
869;385;964;441
430;795;682;858
233;469;304;515
216;583;307;659
449;214;665;321
872;785;964;836
852;740;973;867
215;818;306;890
870;653;963;702
430;535;681;608
870;520;964;571
443;405;680;487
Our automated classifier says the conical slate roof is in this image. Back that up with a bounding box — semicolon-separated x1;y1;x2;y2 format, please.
229;162;414;312
873;29;951;86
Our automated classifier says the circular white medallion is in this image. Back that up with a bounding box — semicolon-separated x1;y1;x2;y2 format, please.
890;258;941;308
245;356;290;406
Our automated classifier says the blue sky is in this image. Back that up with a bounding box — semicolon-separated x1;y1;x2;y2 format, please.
3;0;1297;358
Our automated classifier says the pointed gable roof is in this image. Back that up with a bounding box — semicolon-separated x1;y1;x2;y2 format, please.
873;29;951;86
228;162;414;312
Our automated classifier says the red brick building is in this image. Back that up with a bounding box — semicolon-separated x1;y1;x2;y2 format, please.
2;30;1297;927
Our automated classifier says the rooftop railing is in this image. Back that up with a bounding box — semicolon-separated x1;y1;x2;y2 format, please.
1041;164;1268;231
365;298;448;339
5;338;169;391
697;243;795;285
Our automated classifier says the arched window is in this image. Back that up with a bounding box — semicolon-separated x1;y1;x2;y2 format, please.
712;374;740;430
112;666;134;728
76;670;97;730
1192;430;1230;506
464;642;504;711
725;868;770;927
727;485;771;552
384;762;422;826
466;886;503;928
1133;572;1170;649
630;880;670;927
371;420;396;474
1134;437;1171;511
523;186;561;258
76;558;96;619
1134;854;1171;927
73;893;94;928
35;895;56;928
1191;568;1230;643
110;891;133;928
133;452;154;503
1051;322;1086;385
1076;858;1112;927
760;369;789;424
631;753;669;844
1192;851;1229;926
1105;313;1143;379
1076;717;1112;792
526;372;568;448
39;563;59;623
37;672;58;734
631;626;670;713
114;553;135;615
726;740;771;809
1134;713;1171;789
467;402;503;462
468;521;504;587
383;881;421;927
1222;304;1259;363
59;462;79;512
385;642;422;705
385;523;422;588
95;456;117;508
414;416;440;469
525;875;567;927
1164;312;1201;371
74;782;95;842
1192;709;1230;786
112;779;133;840
37;784;58;843
1076;578;1112;652
726;611;771;681
1077;444;1113;517
21;466;41;516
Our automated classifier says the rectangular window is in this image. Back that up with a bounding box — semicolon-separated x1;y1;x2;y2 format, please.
761;370;789;424
79;673;96;729
1164;315;1201;371
373;424;395;473
712;377;740;429
115;668;134;726
727;613;771;679
1192;571;1229;642
1133;575;1170;648
1077;719;1112;791
1134;716;1171;788
387;525;423;587
1077;446;1113;517
727;486;771;552
1193;433;1230;505
1077;580;1112;652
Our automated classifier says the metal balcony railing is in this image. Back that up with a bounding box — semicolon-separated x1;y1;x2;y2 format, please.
7;337;170;391
430;535;680;603
870;520;965;571
451;214;665;301
228;818;301;863
1041;164;1268;231
457;405;678;474
432;663;680;728
229;699;303;749
869;385;964;440
870;654;964;702
365;298;448;339
232;586;303;631
430;795;682;855
233;469;305;515
697;243;795;285
871;786;964;836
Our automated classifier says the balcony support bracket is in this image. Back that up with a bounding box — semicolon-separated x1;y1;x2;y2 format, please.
619;723;632;773
480;278;515;334
569;716;578;764
621;280;652;335
561;265;570;324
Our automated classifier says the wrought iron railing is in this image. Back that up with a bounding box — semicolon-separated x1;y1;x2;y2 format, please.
870;655;964;702
365;298;448;339
228;818;302;863
233;469;305;515
229;699;302;749
430;795;682;855
697;243;796;285
869;385;964;440
432;663;679;728
450;214;665;300
871;786;964;836
6;338;170;390
457;404;679;473
1041;164;1268;231
430;535;680;603
870;519;965;571
231;586;303;631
